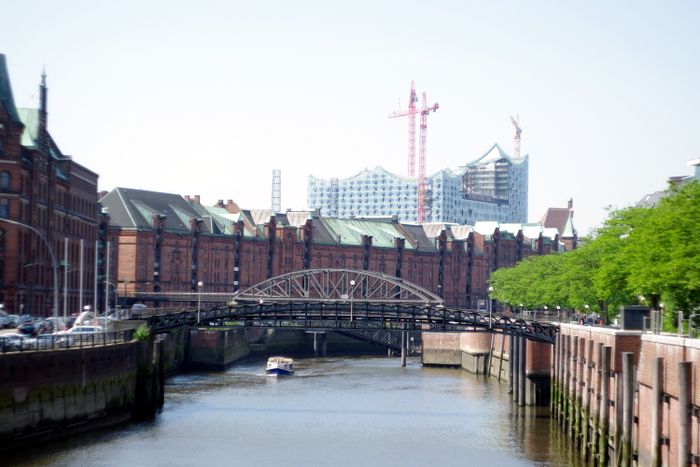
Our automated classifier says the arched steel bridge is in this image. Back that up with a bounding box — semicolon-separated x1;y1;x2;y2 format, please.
137;268;558;343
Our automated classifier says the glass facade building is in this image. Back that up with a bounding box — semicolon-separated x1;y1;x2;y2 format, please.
308;143;528;224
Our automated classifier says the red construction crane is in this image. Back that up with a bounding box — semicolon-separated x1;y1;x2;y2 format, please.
389;82;439;223
418;92;439;223
389;81;419;177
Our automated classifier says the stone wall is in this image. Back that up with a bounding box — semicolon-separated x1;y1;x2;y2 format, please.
0;340;163;451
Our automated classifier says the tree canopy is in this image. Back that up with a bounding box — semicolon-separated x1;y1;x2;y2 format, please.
489;181;699;325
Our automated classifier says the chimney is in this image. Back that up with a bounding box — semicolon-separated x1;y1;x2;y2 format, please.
194;195;201;205
567;198;573;210
216;199;224;208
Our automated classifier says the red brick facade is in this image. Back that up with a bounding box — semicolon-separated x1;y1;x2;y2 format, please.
0;57;100;316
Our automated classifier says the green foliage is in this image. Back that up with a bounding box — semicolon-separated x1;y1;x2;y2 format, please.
490;181;699;326
134;324;150;342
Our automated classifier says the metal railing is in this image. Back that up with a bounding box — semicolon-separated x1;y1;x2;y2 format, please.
0;329;135;354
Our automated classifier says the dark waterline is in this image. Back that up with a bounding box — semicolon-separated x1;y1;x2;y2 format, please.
7;356;581;466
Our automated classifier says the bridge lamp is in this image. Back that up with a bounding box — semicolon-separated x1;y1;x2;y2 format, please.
197;281;204;325
349;280;356;322
488;286;494;329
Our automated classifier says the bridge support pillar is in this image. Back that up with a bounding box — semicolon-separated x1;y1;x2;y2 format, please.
313;332;327;357
400;331;407;367
518;335;526;407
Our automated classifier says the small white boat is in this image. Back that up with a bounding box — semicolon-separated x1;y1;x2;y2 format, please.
266;356;294;376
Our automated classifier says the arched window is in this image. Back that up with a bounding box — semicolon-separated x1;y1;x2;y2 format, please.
0;171;9;192
0;199;8;218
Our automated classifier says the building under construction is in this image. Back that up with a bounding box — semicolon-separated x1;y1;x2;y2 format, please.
307;142;528;225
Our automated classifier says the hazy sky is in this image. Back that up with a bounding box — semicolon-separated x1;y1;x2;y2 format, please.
2;1;698;235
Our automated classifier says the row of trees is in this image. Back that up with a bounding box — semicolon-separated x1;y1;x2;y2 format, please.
490;181;699;329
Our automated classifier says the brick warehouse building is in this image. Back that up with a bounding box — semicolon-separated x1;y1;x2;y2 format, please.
0;54;101;316
99;187;566;310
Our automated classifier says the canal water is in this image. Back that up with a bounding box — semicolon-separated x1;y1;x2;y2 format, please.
9;356;581;466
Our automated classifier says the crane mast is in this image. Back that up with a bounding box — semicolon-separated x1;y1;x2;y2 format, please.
389;82;439;223
510;115;522;158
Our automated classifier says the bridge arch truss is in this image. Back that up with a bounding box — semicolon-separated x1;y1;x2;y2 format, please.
234;268;444;306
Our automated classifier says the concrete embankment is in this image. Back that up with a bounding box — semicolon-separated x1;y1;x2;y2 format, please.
422;331;551;406
0;339;164;451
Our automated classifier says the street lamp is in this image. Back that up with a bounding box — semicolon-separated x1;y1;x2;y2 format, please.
556;305;561;322
488;286;494;329
349;279;356;322
584;304;590;324
197;281;204;325
519;303;523;319
0;218;59;323
543;305;548;319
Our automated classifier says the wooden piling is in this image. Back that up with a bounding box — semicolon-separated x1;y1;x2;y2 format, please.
621;352;634;467
581;338;593;461
518;335;526;406
598;345;611;467
650;357;663;467
678;361;691;467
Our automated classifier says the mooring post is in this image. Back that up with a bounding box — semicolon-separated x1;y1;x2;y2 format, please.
621;352;634;467
562;335;570;426
590;342;603;463
581;338;593;461
512;334;520;403
518;334;526;406
551;333;559;417
400;331;407;367
678;361;692;467
650;357;663;467
509;333;515;396
598;345;611;467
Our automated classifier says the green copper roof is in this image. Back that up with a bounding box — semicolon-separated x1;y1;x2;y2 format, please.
0;54;21;124
319;217;412;249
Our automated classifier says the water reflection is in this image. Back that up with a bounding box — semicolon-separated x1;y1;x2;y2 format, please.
7;356;580;466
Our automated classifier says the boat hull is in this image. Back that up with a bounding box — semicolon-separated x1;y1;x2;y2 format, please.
266;367;294;376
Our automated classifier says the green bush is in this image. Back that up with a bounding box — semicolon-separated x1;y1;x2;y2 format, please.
134;324;150;342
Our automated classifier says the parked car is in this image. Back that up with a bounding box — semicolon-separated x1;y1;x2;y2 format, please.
0;311;11;328
130;303;148;318
22;334;59;350
55;325;104;346
17;319;51;336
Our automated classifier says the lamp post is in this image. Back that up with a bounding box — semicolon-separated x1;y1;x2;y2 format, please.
584;304;590;324
0;218;59;323
488;286;494;329
543;305;548;320
556;305;561;323
349;279;356;322
197;281;204;325
519;303;523;319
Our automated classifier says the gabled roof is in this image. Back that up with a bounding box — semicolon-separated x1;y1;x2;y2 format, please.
17;107;68;162
540;207;576;237
100;187;208;233
0;54;21;124
317;217;411;249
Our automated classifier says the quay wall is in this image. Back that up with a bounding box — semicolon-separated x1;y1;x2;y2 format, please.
422;331;552;406
553;325;700;466
188;328;251;370
0;340;164;451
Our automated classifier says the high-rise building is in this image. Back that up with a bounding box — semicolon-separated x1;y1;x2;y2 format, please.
308;143;528;225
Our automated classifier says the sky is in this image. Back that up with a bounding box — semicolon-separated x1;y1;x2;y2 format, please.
1;0;698;235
